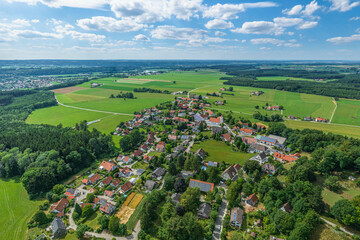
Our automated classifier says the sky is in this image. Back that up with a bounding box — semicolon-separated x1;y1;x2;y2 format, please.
0;0;360;60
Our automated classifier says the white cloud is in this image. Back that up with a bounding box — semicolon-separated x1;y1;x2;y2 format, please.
31;19;40;23
77;16;145;32
273;17;303;27
282;5;303;15
327;34;360;44
14;29;62;39
12;19;31;27
109;0;203;23
215;31;226;36
54;23;105;42
231;21;284;35
205;19;234;29
6;0;108;9
202;2;277;20
133;34;150;41
297;21;318;29
151;25;226;47
251;38;301;47
350;16;360;20
260;47;271;50
328;0;360;12
282;1;321;17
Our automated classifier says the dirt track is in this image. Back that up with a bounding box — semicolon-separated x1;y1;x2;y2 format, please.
51;87;87;94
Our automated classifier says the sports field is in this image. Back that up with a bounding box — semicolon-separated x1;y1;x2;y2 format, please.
26;70;360;140
191;139;255;165
0;178;43;240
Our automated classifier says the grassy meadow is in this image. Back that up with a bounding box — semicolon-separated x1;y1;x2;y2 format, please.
191;139;255;165
0;178;43;240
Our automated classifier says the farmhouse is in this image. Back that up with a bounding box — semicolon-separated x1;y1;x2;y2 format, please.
230;207;244;228
99;160;117;172
315;117;327;122
189;179;214;192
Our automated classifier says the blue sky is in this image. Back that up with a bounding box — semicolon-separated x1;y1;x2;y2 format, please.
0;0;359;60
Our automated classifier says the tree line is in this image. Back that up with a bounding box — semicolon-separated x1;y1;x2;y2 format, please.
133;87;171;94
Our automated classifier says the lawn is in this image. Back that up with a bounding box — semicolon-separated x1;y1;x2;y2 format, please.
332;99;360;126
284;120;360;139
0;178;44;240
310;224;350;240
84;212;101;230
191;139;255;165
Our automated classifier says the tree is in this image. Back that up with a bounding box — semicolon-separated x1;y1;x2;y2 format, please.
82;204;94;218
324;176;341;192
98;215;109;229
33;211;48;225
175;204;185;216
331;199;357;226
181;187;201;212
163;175;176;191
76;224;87;238
229;87;233;91
109;216;120;234
74;203;82;216
86;193;95;203
21;167;56;194
174;177;186;193
161;201;175;222
52;184;65;195
168;161;178;176
243;160;260;175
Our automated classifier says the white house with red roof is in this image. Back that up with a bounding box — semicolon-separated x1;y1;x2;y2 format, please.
99;161;117;172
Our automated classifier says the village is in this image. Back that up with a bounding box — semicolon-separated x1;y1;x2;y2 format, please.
38;92;307;240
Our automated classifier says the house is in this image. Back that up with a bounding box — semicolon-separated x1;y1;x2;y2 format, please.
249;152;268;164
349;176;357;181
156;141;166;152
51;218;66;238
83;173;101;185
230;207;244;228
132;150;143;158
221;165;238;181
197;203;211;219
268;135;287;147
143;155;153;163
258;136;278;146
246;194;258;206
249;144;268;153
100;176;113;187
221;133;232;142
136;169;146;176
281;202;292;213
140;144;149;152
288;115;296;119
50;198;69;217
129;177;138;185
168;134;178;141
195;148;207;159
241;128;256;135
118;155;133;164
273;152;298;163
211;126;223;134
99;200;116;215
145;180;157;191
242;137;257;145
194;113;205;122
303;116;312;121
111;178;121;187
207;161;219;167
315;117;327;122
99;160;117;172
209;116;223;126
207;109;215;117
174;145;185;153
120;181;133;194
64;188;78;200
171;193;182;204
105;190;115;198
119;167;132;178
189;179;214;192
152;167;167;180
262;163;278;174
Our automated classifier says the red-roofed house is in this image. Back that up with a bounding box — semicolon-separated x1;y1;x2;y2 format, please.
83;173;101;185
104;190;115;198
240;128;256;135
64;188;78;200
274;152;299;163
100;176;113;187
119;167;132;178
120;182;133;194
209;116;223;126
99;161;117;172
246;194;258;206
315;117;327;123
51;198;69;217
131;150;143;158
222;132;232;142
242;137;257;145
156;141;166;152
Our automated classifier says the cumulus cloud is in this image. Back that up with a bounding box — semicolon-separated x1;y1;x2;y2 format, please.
6;0;108;9
202;2;277;20
350;16;360;20
215;31;226;36
327;34;360;44
297;21;318;29
251;38;301;47
231;21;284;35
133;34;150;41
205;19;234;29
273;17;303;27
109;0;203;23
282;1;321;17
14;29;62;39
328;0;360;12
77;16;145;32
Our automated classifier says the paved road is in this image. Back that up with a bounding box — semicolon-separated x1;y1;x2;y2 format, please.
85;221;141;240
321;217;358;237
213;196;228;240
55;95;134;116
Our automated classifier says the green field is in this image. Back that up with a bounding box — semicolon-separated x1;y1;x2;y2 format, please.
0;178;43;240
257;76;316;82
191;139;255;165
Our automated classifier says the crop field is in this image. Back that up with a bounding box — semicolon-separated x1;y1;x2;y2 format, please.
117;193;144;224
257;76;317;82
123;192;136;206
128;194;144;209
26;70;360;142
192;139;255;165
0;178;43;240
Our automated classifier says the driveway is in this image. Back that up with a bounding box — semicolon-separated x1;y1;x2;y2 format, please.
213;197;228;240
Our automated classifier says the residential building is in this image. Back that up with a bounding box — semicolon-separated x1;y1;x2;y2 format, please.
230;207;244;228
156;141;166;152
249;152;268;164
100;176;113;187
99;160;117;172
281;202;292;213
171;193;182;204
249;144;268;153
145;180;157;191
51;218;66;238
104;190;114;198
222;132;232;142
273;152;299;163
197;203;211;219
111;178;121;187
246;194;258;206
195;148;207;159
64;188;78;200
120;181;133;194
50;198;69;217
152;167;167;180
221;165;238;181
189;179;214;192
240;128;256;135
262;163;278;174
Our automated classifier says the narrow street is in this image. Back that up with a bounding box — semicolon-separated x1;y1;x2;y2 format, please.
213;197;228;240
85;221;141;240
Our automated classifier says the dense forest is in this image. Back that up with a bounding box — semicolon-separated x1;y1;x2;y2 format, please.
0;89;114;197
